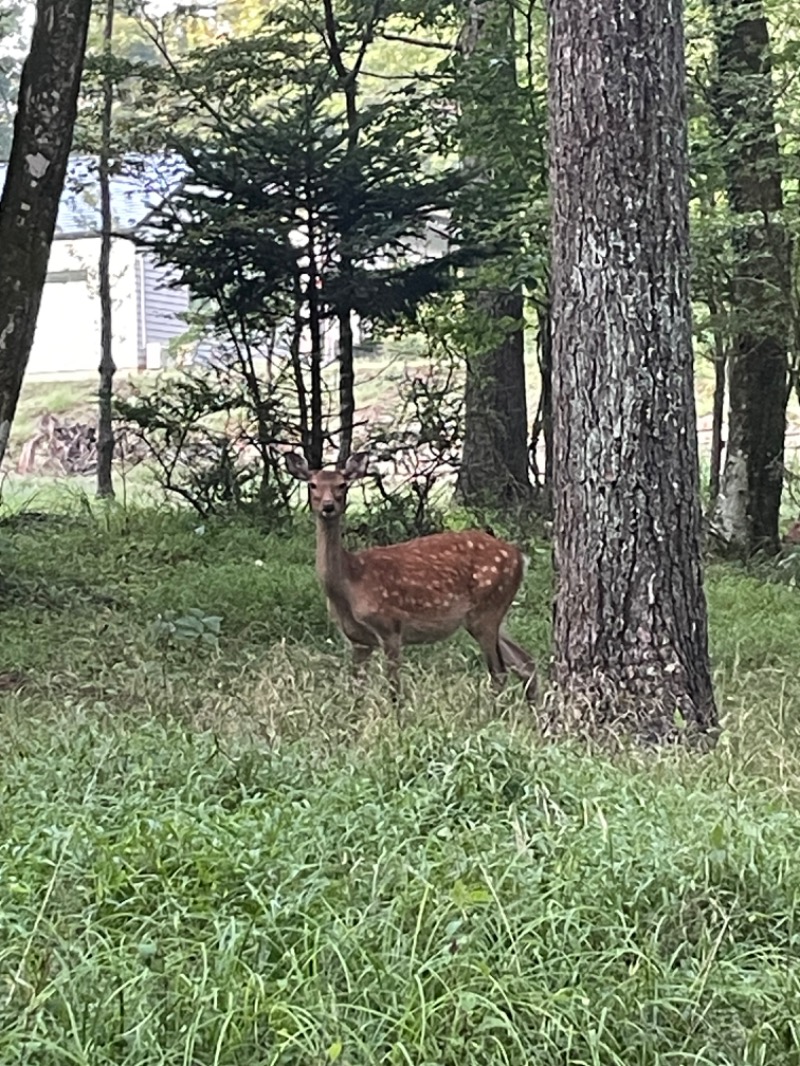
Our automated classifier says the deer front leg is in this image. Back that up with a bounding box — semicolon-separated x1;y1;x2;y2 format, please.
350;642;374;681
380;628;403;703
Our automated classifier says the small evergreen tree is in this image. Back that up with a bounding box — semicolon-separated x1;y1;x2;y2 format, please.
144;3;474;466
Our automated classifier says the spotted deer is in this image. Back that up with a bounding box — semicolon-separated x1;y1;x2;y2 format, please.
285;451;537;700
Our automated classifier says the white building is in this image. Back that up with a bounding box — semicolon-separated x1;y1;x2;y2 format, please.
0;153;454;379
0;155;191;378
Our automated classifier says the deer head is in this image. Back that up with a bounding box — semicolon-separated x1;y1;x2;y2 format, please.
284;451;369;521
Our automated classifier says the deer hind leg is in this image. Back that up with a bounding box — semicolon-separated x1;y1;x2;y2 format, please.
498;630;538;703
466;619;508;693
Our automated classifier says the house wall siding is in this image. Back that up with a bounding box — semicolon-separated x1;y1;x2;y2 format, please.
138;252;190;361
28;236;139;376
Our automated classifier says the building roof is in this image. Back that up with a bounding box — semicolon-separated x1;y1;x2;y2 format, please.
0;153;185;237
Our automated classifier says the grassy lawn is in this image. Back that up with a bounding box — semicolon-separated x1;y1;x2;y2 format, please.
1;490;800;1064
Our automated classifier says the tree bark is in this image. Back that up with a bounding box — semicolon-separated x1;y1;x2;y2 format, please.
710;0;790;556
97;0;117;499
306;209;324;470
457;288;530;506
709;349;727;510
548;0;718;741
707;293;727;511
322;0;367;468
455;0;530;510
0;0;93;466
336;308;355;466
529;292;553;510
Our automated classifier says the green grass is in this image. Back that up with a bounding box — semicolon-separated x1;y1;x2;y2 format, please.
2;494;800;1064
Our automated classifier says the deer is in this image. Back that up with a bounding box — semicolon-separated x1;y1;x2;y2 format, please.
285;450;538;701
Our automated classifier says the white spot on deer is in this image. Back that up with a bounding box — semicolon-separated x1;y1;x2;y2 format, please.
490;566;498;575
25;153;49;179
466;540;474;549
498;549;508;560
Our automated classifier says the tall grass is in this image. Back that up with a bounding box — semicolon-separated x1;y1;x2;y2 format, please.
1;498;800;1064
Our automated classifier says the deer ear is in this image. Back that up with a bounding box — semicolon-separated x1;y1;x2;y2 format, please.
343;451;369;482
284;451;310;482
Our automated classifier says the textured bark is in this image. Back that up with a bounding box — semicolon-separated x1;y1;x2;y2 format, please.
455;0;530;510
96;0;116;499
0;0;92;465
548;0;717;740
458;288;531;506
711;0;790;556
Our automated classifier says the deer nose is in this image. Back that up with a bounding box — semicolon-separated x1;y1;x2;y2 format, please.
321;501;336;516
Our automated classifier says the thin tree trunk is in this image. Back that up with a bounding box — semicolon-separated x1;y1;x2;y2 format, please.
96;0;116;499
290;271;310;459
336;308;355;466
529;297;553;495
548;0;717;741
0;0;93;465
536;293;553;506
322;0;368;468
709;350;727;509
457;288;530;506
455;0;530;511
707;295;727;510
710;0;791;556
306;219;324;469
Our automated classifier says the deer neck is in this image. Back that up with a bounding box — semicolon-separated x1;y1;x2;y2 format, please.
315;515;351;599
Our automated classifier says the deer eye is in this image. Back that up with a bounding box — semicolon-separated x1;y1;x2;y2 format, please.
309;481;317;490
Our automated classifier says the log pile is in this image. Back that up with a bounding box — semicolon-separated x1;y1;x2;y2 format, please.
16;413;143;476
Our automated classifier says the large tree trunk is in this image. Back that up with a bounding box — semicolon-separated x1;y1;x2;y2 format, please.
96;0;117;499
548;0;718;741
0;0;93;466
710;0;790;556
455;0;530;510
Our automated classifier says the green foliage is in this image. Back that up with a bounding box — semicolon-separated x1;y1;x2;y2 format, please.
116;368;294;521
151;605;223;648
150;113;469;333
2;496;800;1063
442;0;549;293
358;330;464;541
0;0;27;160
115;0;490;466
686;0;800;353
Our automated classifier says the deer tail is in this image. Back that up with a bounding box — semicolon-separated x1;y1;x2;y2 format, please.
498;629;538;702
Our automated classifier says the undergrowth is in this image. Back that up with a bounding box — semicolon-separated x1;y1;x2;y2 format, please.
1;495;800;1065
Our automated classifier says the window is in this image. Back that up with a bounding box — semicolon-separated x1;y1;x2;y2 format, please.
46;269;88;284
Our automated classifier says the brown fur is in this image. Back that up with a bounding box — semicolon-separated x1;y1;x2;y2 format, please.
285;450;537;701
